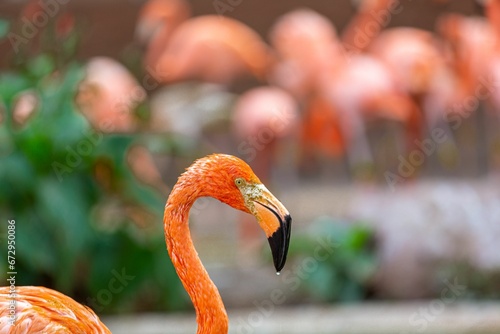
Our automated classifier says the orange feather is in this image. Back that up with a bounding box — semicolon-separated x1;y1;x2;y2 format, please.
0;286;110;333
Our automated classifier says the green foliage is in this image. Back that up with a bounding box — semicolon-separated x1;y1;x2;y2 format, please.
436;261;500;300
286;216;378;303
0;19;10;40
0;17;188;313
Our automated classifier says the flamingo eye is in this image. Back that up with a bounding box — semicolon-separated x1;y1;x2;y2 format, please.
235;178;246;187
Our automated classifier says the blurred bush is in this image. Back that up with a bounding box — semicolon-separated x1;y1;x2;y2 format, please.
0;16;188;313
285;217;378;303
436;262;500;300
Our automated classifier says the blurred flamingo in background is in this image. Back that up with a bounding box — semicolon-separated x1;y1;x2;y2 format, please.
135;0;191;80
76;57;146;133
232;86;299;182
437;1;500;106
368;27;459;160
269;8;343;100
135;0;191;46
318;54;421;174
138;0;272;85
341;0;461;174
299;94;346;171
437;12;497;106
0;286;110;333
268;9;351;173
76;57;171;190
164;154;291;333
436;4;500;173
270;8;420;177
127;144;170;194
341;0;397;53
137;0;275;164
150;16;271;84
12;90;39;128
484;0;500;115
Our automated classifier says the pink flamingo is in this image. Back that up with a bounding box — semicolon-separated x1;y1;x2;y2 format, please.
368;27;459;149
270;9;419;176
268;8;343;100
138;0;271;85
437;3;500;173
342;0;457;171
232;86;299;182
437;14;497;99
76;57;145;133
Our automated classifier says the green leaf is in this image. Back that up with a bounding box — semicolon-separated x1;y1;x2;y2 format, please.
0;19;10;39
26;54;55;79
36;177;92;251
0;73;31;104
0;153;36;198
16;210;58;275
286;217;377;303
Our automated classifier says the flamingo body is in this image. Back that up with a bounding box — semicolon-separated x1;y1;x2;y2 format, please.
232;85;299;182
0;286;110;334
369;28;447;95
302;94;345;158
148;15;271;84
269;9;342;99
76;57;145;133
232;86;298;141
135;0;191;45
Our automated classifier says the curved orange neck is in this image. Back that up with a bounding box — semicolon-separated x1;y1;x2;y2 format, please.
164;180;228;334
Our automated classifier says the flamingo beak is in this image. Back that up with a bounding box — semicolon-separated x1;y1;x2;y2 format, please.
253;188;292;273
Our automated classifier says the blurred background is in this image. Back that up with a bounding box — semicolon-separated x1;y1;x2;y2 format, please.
0;0;500;333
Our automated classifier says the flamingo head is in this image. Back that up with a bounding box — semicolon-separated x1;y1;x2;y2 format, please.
234;175;292;272
187;154;292;272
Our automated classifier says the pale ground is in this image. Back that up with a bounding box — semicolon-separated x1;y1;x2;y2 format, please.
103;302;500;334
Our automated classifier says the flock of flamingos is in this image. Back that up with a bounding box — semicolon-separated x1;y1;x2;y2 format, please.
2;0;500;333
76;0;500;184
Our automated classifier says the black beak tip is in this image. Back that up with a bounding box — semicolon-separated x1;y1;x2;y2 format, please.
267;214;292;273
